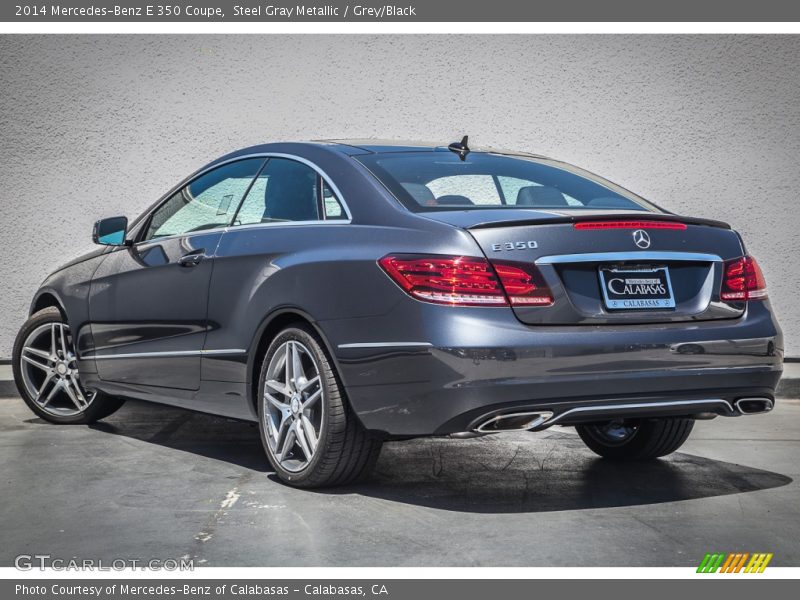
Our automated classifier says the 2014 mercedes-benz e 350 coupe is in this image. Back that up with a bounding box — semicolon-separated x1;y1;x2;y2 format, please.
14;139;783;487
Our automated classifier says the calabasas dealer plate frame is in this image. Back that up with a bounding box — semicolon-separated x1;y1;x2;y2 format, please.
598;266;676;310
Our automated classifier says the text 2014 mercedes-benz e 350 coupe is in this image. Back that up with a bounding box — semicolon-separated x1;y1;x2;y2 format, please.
13;139;783;487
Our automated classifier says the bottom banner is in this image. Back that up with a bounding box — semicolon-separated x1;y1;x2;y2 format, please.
3;579;797;600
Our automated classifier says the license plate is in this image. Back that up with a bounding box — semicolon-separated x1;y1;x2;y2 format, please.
599;266;675;310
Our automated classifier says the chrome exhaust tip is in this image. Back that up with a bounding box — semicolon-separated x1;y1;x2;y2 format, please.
734;397;774;415
474;411;554;433
691;412;720;420
448;431;490;439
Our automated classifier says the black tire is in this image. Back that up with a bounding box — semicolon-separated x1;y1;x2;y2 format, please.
12;307;125;424
257;324;382;488
576;417;694;460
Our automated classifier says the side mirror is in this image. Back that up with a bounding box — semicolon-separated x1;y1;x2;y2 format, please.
92;216;129;246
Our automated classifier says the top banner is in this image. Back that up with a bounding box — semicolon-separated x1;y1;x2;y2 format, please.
4;0;800;22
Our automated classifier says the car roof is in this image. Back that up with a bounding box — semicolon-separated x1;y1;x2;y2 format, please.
319;139;443;154
319;139;548;159
212;140;548;164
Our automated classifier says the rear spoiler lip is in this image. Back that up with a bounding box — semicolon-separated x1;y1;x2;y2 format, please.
466;213;731;231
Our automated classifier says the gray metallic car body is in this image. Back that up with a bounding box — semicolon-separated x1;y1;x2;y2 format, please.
29;141;783;437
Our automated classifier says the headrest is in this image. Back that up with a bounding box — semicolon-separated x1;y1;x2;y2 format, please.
516;185;568;207
264;171;318;221
586;197;636;209
435;195;474;206
401;183;436;206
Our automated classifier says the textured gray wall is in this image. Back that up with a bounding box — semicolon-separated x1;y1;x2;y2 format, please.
0;35;798;357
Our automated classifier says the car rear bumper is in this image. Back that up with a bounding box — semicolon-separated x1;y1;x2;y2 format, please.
329;301;783;437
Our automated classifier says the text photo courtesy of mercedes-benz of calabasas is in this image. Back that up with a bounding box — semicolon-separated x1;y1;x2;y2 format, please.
12;139;783;488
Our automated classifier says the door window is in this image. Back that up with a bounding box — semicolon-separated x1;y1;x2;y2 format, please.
234;158;321;225
143;158;265;241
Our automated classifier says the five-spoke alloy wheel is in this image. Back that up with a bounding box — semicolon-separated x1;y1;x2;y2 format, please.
18;321;95;416
13;307;125;424
263;339;323;472
257;324;382;488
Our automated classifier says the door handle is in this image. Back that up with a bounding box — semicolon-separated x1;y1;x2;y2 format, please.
179;250;205;267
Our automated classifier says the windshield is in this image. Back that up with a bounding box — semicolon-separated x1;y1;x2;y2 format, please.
356;151;658;213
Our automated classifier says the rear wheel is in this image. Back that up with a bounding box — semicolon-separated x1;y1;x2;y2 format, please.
257;324;382;488
576;417;694;460
12;307;125;424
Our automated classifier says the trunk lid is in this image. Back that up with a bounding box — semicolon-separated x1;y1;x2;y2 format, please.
437;211;745;325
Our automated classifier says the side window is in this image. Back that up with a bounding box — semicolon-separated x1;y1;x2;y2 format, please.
322;181;347;220
143;158;265;241
234;158;320;225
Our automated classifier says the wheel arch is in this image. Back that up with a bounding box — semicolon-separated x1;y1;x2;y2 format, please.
246;307;343;412
30;290;67;319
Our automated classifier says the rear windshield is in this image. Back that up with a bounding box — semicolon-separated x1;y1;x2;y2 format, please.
356;152;657;212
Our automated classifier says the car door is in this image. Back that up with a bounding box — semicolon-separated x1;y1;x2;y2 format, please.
88;158;266;390
201;157;350;382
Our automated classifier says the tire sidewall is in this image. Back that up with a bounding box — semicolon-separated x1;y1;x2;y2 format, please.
577;418;694;460
257;325;337;485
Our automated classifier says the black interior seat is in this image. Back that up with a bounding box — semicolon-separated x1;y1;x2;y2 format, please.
401;183;437;206
586;197;637;209
263;163;318;221
435;195;474;206
516;185;569;207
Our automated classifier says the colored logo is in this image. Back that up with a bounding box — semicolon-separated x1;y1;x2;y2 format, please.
697;552;773;573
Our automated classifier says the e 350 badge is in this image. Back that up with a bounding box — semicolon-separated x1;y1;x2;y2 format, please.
491;241;538;251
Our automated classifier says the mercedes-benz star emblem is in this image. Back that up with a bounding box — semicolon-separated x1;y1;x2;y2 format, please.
632;229;651;249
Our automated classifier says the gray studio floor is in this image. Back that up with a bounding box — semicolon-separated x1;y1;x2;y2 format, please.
1;384;798;567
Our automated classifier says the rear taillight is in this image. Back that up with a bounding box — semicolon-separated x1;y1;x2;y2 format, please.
378;255;505;306
573;221;687;230
378;254;553;307
721;256;767;301
491;260;554;306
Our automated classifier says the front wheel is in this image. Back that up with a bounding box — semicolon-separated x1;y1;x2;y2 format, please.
12;307;125;424
257;324;382;488
576;418;694;460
